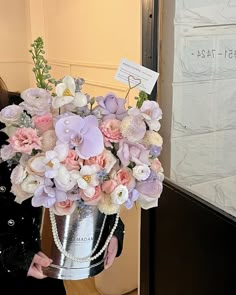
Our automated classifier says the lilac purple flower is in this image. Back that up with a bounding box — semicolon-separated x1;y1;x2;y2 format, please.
32;180;67;208
93;93;127;120
117;139;150;167
149;144;161;157
125;189;139;209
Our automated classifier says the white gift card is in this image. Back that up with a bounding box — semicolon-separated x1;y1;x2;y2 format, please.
115;58;159;94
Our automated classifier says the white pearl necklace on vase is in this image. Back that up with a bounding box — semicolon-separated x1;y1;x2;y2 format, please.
49;208;120;262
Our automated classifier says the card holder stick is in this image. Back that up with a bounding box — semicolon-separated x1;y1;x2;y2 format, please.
125;75;142;99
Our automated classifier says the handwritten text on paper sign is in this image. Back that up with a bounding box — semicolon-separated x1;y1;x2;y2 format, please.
115;58;159;95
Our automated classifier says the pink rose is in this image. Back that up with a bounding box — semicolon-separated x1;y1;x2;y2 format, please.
84;149;116;173
150;158;163;173
81;185;102;205
100;119;123;143
101;179;118;194
52;200;77;216
33;113;54;134
9;127;42;154
61;150;81;171
116;168;135;191
85;152;105;166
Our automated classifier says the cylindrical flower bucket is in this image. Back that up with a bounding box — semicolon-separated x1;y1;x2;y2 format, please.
40;204;108;280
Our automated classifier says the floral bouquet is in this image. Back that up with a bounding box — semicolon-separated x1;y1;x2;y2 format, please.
0;37;164;279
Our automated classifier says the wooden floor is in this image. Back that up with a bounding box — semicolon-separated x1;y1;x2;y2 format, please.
64;277;138;295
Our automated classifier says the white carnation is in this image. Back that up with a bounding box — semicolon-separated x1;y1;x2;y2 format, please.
133;165;150;181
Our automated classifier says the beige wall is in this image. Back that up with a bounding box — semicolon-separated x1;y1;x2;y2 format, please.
42;0;141;101
0;0;30;91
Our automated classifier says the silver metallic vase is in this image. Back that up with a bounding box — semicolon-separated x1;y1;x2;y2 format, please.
40;204;106;280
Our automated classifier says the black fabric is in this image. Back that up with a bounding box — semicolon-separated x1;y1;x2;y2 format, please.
0;275;66;295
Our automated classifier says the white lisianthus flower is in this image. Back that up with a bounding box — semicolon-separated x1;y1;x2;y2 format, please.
0;145;16;161
0;105;23;125
54;166;76;191
27;154;46;176
21;174;44;194
10;165;27;184
133;165;151;181
111;184;129;205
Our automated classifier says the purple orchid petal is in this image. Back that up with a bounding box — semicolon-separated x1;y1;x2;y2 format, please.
55;189;68;202
77;128;104;159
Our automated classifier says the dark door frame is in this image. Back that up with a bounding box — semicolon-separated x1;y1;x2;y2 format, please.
140;1;159;294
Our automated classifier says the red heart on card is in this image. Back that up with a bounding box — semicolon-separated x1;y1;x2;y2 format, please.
128;75;142;89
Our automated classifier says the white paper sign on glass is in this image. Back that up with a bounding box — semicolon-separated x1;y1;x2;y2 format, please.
115;58;159;95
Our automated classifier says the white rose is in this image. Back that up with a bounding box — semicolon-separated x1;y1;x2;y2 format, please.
111;185;129;205
10;165;27;184
11;184;32;204
0;145;16;161
103;149;117;172
54;166;76;191
21;174;44;194
0;105;23;124
73;92;88;107
133;165;151;181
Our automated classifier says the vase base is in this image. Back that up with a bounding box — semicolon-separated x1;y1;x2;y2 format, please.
42;258;105;280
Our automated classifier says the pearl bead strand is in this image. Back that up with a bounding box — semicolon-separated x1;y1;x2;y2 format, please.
49;208;120;262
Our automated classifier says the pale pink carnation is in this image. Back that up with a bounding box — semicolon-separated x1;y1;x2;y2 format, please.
33;113;54;134
9;128;42;154
100;119;123;143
